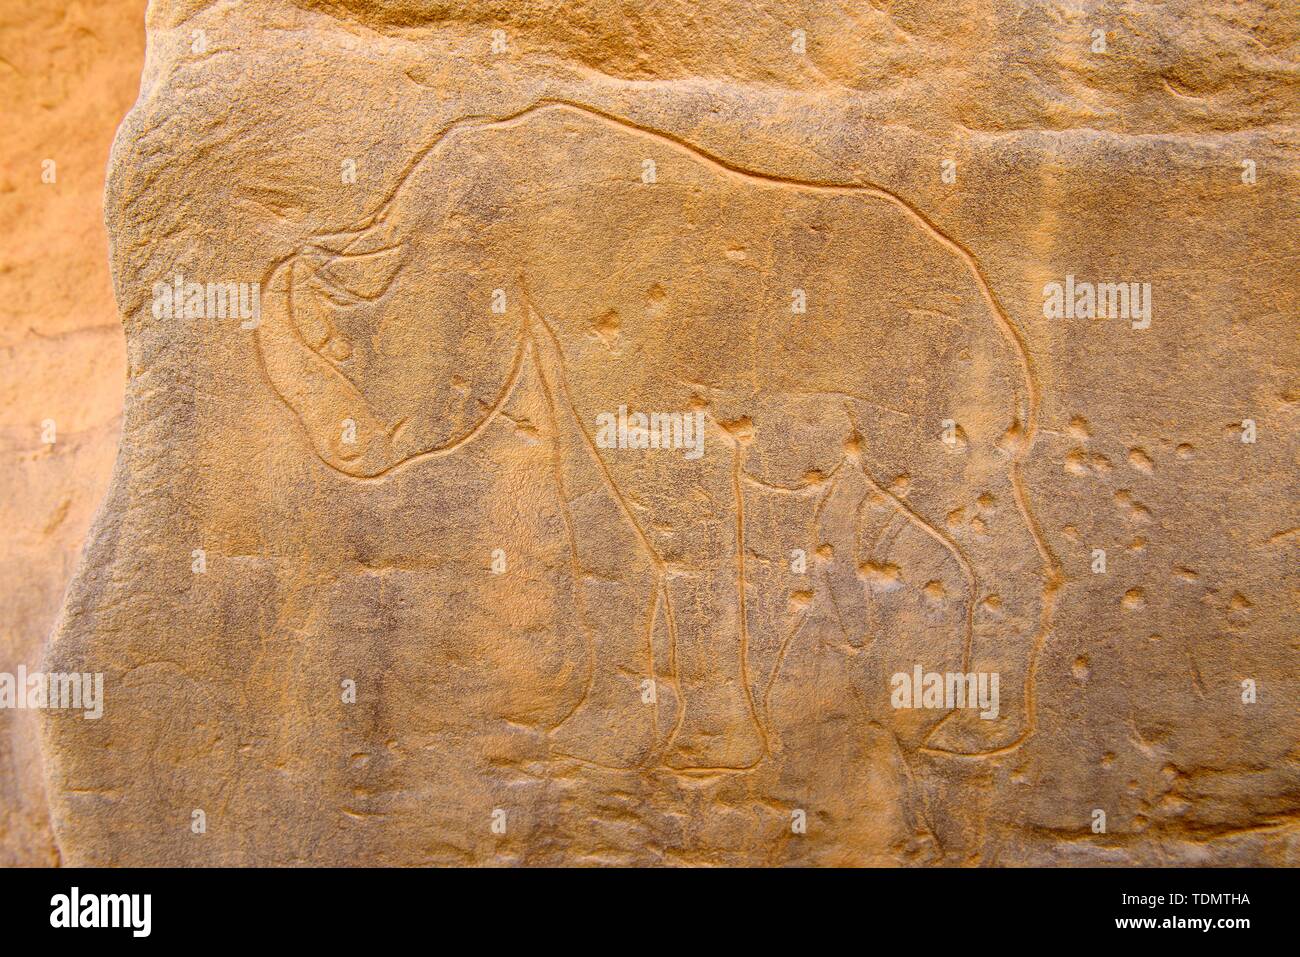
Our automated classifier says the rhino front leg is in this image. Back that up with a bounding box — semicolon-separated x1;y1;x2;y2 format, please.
657;443;769;772
529;314;766;771
526;325;664;769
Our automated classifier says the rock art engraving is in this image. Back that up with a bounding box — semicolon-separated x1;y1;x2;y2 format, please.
257;102;1061;773
23;0;1297;870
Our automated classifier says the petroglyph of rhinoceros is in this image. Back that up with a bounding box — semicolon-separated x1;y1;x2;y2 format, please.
256;101;1059;772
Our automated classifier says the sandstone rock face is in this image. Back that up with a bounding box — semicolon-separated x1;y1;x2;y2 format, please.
35;0;1299;865
0;0;144;865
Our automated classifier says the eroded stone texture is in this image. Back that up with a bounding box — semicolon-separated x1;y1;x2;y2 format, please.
38;0;1300;865
0;0;144;865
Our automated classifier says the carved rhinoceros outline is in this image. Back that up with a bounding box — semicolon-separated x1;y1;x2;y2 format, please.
255;99;1062;773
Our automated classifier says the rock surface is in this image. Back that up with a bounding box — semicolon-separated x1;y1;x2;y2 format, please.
0;0;143;865
34;0;1300;865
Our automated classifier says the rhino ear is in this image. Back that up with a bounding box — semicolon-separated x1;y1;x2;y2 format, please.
302;217;407;306
308;244;406;307
286;216;407;363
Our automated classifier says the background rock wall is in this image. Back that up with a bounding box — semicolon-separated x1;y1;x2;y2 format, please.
5;0;1298;866
0;0;145;865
